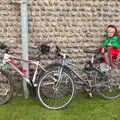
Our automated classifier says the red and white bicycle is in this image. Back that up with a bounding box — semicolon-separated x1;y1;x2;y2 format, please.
0;41;58;106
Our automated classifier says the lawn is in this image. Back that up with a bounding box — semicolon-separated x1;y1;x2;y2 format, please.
0;92;120;120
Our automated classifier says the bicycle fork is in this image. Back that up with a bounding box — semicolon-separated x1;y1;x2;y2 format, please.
54;66;64;88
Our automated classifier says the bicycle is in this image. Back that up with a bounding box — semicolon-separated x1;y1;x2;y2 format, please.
37;46;120;110
0;41;59;105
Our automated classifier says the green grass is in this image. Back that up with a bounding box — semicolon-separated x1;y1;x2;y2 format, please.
0;92;120;120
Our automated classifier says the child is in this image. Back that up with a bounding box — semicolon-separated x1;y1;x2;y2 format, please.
98;25;120;70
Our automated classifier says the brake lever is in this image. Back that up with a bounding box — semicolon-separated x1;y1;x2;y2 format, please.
5;48;9;53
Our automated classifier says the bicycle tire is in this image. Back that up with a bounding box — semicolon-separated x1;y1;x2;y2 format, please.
94;62;120;100
0;70;14;105
37;68;76;110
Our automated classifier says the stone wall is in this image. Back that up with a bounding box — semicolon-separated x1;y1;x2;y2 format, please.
0;0;120;64
0;0;120;92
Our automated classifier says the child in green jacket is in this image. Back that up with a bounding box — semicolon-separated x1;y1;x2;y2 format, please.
98;25;120;70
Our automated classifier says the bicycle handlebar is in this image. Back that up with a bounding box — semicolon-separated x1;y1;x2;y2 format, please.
0;42;69;59
55;46;69;59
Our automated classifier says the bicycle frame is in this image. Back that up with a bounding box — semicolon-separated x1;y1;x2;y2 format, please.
58;59;90;87
57;55;103;88
1;53;47;87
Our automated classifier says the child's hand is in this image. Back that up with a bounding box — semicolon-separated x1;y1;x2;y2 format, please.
107;44;112;47
101;48;104;53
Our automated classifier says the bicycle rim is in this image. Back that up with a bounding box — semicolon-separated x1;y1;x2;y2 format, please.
37;69;76;110
95;65;120;100
0;72;14;104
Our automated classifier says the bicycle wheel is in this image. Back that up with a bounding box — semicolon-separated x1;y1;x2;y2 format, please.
0;71;14;104
95;63;120;100
37;69;76;110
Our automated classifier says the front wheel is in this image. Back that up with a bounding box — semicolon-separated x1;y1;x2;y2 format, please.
95;63;120;100
0;71;14;105
37;69;76;110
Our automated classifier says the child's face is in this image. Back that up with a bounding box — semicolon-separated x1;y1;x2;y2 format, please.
107;27;115;38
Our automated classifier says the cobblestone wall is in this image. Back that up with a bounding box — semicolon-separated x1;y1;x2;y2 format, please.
0;0;120;91
0;0;120;64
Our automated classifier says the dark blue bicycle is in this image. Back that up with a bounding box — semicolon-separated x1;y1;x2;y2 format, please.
37;46;120;110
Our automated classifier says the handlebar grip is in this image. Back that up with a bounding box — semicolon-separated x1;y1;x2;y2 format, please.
66;55;69;58
55;52;69;59
5;48;9;53
55;46;70;59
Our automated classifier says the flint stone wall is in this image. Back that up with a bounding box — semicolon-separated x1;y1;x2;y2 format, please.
0;0;120;93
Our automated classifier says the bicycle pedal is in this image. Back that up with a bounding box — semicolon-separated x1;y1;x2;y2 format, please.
0;89;9;96
5;89;9;95
88;93;93;98
33;83;38;87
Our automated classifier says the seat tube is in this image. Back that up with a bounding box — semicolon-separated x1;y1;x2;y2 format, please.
32;61;39;84
56;59;65;86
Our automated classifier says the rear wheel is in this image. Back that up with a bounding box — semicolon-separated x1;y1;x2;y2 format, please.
37;69;76;110
95;62;120;100
0;71;14;104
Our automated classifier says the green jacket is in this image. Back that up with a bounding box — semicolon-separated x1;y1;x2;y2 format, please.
101;36;119;51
